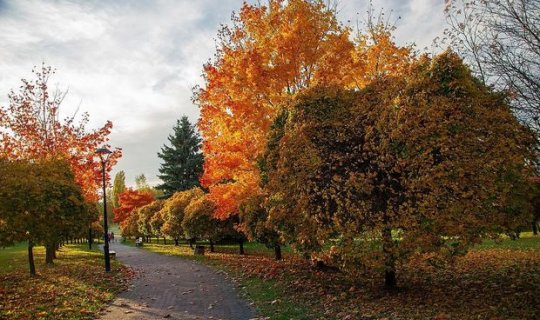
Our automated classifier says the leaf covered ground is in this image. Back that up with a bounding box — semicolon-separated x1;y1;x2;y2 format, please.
131;235;540;320
0;243;133;320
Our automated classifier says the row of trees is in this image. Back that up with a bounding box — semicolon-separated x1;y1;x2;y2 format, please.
190;0;538;289
0;66;118;275
104;0;538;289
114;186;247;253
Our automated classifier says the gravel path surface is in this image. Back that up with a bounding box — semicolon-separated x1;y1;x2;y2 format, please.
99;242;256;320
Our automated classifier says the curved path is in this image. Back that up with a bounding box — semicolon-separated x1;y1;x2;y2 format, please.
99;242;256;320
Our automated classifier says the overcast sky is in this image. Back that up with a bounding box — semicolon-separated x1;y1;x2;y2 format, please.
0;0;447;187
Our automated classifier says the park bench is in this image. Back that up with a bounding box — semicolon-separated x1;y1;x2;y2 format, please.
109;251;116;259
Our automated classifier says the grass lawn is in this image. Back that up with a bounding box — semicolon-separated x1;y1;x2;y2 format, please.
125;234;540;320
0;242;132;320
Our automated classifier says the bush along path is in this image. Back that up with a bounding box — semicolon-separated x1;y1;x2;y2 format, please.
99;242;256;320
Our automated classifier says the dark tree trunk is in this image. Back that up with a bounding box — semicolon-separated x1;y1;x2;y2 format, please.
209;239;215;253
45;244;54;264
533;212;539;235
28;241;36;276
382;226;397;289
88;229;93;250
174;238;179;246
533;198;540;235
385;269;397;288
189;238;194;249
239;239;244;255
274;244;282;260
163;237;166;245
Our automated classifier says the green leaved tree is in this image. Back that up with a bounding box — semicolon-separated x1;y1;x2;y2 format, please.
157;116;203;198
112;171;126;208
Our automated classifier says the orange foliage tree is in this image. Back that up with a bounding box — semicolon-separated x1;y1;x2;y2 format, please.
113;188;155;234
0;65;121;202
263;52;536;288
195;0;411;219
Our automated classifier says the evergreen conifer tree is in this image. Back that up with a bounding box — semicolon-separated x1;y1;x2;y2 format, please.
157;116;203;198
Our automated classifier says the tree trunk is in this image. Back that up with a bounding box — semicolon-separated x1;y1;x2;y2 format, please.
209;239;215;253
274;244;282;260
239;239;244;255
174;238;179;246
88;229;93;250
382;226;396;289
189;238;194;249
28;241;36;276
163;237;166;245
533;214;539;235
45;244;54;264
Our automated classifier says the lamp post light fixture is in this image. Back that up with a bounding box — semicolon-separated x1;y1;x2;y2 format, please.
96;147;112;272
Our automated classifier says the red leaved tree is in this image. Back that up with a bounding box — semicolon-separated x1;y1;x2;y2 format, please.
113;188;155;235
0;65;121;201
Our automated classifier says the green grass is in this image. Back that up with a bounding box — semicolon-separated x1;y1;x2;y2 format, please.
235;275;316;320
0;242;130;320
473;232;540;251
0;241;42;273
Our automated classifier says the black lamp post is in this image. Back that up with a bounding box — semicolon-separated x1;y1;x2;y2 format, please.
96;147;112;272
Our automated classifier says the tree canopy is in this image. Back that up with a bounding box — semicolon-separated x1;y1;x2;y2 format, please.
0;65;121;202
195;0;412;219
263;51;536;287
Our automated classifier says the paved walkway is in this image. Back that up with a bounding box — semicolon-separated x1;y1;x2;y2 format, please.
99;242;256;320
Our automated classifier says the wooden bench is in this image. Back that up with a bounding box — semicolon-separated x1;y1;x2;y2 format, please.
109;251;116;259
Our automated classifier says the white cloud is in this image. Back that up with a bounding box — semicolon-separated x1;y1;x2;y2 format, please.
0;0;447;187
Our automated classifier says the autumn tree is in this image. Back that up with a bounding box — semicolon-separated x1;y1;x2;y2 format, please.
113;188;155;236
196;0;411;220
137;200;164;243
183;193;218;251
160;188;204;246
445;0;540;135
121;210;142;239
239;195;283;260
0;65;121;202
150;208;167;244
0;157;93;274
157;116;204;198
264;52;536;288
